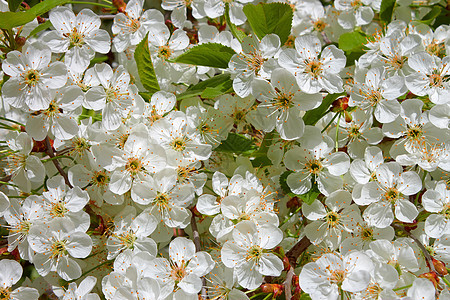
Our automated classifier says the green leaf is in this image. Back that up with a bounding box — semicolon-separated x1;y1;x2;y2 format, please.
0;0;71;30
215;133;257;154
303;93;345;125
174;43;236;69
299;183;320;205
134;33;160;96
379;0;396;24
420;6;442;25
338;31;367;52
28;20;52;37
338;31;368;66
177;74;233;100
8;0;22;12
243;2;293;44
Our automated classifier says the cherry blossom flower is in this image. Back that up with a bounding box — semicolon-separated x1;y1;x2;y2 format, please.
2;42;67;111
43;7;110;73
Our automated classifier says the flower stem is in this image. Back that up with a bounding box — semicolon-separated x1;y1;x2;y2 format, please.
321;111;340;133
335;113;341;151
393;284;412;291
69;259;112;282
443;276;450;288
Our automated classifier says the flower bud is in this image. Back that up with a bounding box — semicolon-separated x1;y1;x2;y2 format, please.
331;96;349;113
432;258;448;276
260;284;284;297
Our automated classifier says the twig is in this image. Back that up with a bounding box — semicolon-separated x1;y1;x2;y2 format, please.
283;267;294;300
191;214;207;299
45;137;73;188
392;224;440;276
285;236;312;268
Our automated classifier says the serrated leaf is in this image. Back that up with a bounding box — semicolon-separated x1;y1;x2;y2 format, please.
243;2;293;44
0;0;71;30
8;0;22;12
379;0;396;24
134;33;160;96
338;31;368;52
174;43;236;69
215;133;257;154
303;93;345;125
177;74;232;100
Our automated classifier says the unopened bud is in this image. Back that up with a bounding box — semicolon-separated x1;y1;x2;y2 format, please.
282;256;290;271
260;284;284;297
15;36;26;48
331;96;349;112
286;196;300;209
432;258;448;276
112;0;126;12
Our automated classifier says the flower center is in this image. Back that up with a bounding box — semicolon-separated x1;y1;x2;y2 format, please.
313;19;327;32
429;73;443;88
158;45;173;60
92;171;108;187
105;88;119;103
406;125;423;141
246;245;263;261
275;91;294;110
44;101;61;117
325;211;340;227
125;157;143;175
385;188;400;204
66;28;85;48
50;201;68;218
360;227;374;241
50;240;67;259
348;125;361;139
155;192;170;209
0;287;11;300
305;60;322;79
306;160;323;175
442;203;450;220
128;18;141;33
171;264;187;284
246;52;266;75
171;137;186;152
387;55;407;70
284;35;295;47
351;0;362;8
426;41;445;58
24;69;40;86
117;134;129;149
118;231;136;249
329;269;345;285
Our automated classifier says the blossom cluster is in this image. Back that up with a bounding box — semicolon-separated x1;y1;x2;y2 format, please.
0;0;449;299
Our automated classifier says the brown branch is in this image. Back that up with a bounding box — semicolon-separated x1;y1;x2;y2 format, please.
285;236;312;268
45;137;72;188
283;266;294;300
191;214;207;299
392;224;441;276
